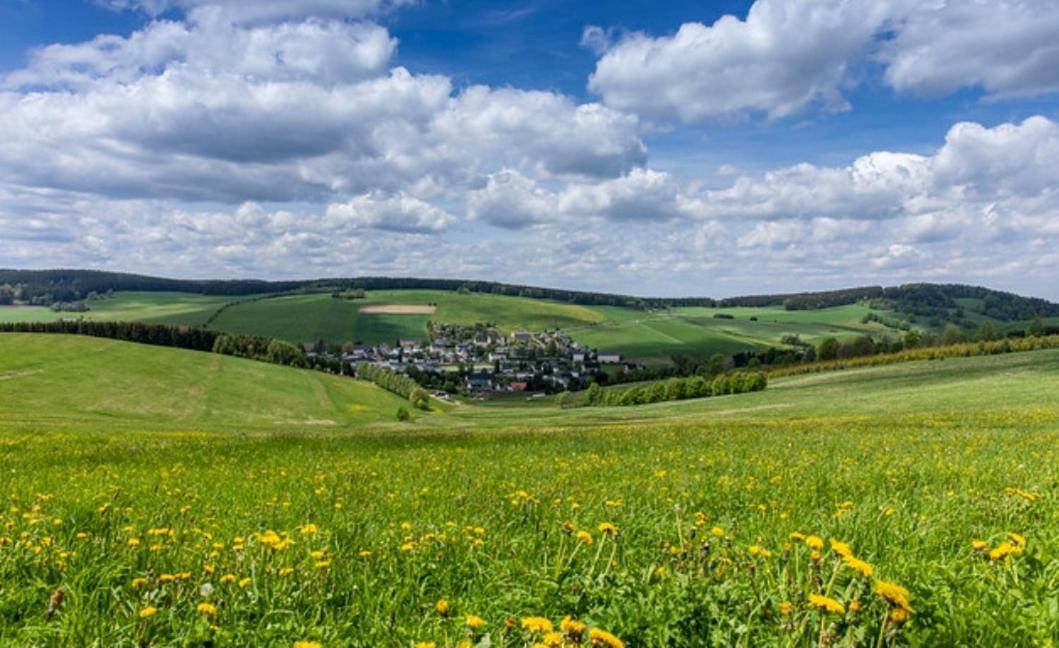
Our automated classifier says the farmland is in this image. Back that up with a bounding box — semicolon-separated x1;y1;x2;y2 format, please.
2;333;1058;645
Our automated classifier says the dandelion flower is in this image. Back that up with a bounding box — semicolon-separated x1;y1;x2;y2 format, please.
779;601;793;615
521;616;554;634
598;522;618;537
807;593;845;615
138;606;158;618
561;616;587;640
589;627;625;647
293;642;322;648
466;614;486;631
843;555;873;578
576;530;594;545
541;631;564;647
435;599;449;616
196;602;217;616
805;535;824;551
829;539;853;558
971;539;989;551
875;580;913;613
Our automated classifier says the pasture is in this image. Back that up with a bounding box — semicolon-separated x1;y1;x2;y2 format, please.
2;334;1058;645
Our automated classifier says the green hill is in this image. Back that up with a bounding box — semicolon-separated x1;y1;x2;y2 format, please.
0;334;417;432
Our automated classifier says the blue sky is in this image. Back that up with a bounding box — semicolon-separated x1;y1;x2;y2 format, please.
1;0;1059;298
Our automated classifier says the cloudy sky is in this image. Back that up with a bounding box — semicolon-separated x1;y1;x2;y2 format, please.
2;0;1058;298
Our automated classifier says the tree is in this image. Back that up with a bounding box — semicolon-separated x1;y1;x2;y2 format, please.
584;382;603;406
664;378;685;401
941;323;965;346
1029;316;1045;338
975;321;998;342
706;353;727;376
818;337;841;361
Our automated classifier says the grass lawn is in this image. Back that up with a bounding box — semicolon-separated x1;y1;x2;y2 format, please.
0;292;239;326
1;334;1058;645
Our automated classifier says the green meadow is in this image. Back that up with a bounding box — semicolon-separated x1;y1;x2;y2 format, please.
2;333;1059;645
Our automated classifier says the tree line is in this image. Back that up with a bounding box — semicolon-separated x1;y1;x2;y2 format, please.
355;363;431;410
563;370;767;408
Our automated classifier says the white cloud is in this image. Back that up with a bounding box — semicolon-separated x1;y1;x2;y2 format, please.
467;170;558;229
587;0;898;122
881;0;1059;98
97;0;411;23
325;192;454;233
587;0;1059;123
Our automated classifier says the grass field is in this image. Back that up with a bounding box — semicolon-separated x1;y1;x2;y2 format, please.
568;303;903;363
2;334;1059;645
0;292;238;327
210;290;606;346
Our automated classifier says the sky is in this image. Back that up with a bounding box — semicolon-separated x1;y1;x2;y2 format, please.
1;0;1058;299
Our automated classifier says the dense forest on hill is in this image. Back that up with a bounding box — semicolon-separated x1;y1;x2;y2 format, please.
1;269;1057;320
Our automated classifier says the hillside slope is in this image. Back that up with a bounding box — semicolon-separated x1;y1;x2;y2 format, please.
0;334;415;431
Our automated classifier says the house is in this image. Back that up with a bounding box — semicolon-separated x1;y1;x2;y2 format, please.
508;381;528;393
511;331;532;343
465;372;493;392
598;353;622;364
398;337;420;349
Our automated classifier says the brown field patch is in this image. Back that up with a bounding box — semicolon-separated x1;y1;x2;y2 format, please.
359;304;436;315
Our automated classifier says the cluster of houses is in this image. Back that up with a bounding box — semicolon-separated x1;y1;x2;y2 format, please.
330;325;628;395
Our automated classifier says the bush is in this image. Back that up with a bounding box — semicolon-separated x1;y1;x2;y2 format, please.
396;407;411;422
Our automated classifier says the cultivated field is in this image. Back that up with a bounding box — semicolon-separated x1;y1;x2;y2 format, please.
2;334;1058;645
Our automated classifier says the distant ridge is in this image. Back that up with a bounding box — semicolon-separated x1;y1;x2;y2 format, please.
2;268;1057;320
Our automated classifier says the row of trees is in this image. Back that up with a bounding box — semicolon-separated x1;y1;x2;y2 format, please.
771;334;1059;378
355;363;431;409
211;333;306;368
0;320;221;351
566;371;767;408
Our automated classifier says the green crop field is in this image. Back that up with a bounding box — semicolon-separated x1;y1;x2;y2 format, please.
209;290;605;346
567;303;905;363
0;292;238;327
2;333;1059;645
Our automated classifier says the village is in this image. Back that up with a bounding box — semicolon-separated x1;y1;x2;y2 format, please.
316;323;628;397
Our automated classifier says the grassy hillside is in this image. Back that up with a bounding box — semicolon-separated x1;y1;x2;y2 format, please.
210;290;605;345
2;340;1059;644
569;302;905;362
0;334;417;430
0;291;237;326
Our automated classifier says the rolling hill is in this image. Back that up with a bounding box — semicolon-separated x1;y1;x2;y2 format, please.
0;333;418;432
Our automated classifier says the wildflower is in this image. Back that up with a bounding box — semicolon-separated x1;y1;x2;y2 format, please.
576;530;593;545
789;531;805;541
435;599;449;616
889;608;910;623
466;614;486;631
805;535;824;551
561;616;587;640
710;526;724;538
293;642;322;648
807;593;845;615
238;577;252;588
598;522;618;537
541;631;564;647
138;606;158;618
278;567;295;577
131;577;149;589
522;617;554;634
1007;532;1026;548
850;600;862;613
875;580;913;613
779;601;793;615
971;539;989;551
829;539;853;558
200;583;214;597
989;542;1018;560
196;602;217;616
589;627;625;647
299;524;319;536
414;643;436;648
158;574;175;584
843;555;873;578
220;574;236;584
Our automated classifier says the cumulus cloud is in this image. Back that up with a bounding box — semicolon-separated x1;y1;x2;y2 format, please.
325;192;454;233
96;0;411;23
587;0;1059;122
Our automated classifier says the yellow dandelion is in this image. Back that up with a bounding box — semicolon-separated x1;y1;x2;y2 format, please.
829;539;853;558
779;601;793;615
710;526;725;538
138;606;158;618
466;614;486;631
196;602;217;616
807;593;845;615
1007;532;1026;548
561;615;587;640
435;599;449;616
589;627;625;648
541;631;564;647
522;616;554;634
843;555;873;578
875;580;913;613
598;522;618;537
971;539;989;551
805;535;824;551
293;642;322;648
576;530;594;545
